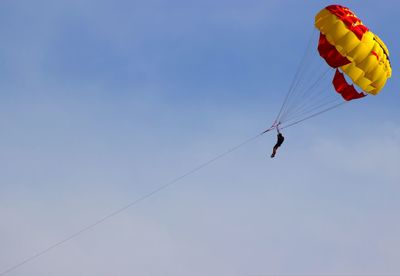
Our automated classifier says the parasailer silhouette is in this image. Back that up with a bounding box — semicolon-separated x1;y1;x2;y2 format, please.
271;129;285;158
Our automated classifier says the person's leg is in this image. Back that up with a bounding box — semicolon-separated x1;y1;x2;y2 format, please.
271;146;277;158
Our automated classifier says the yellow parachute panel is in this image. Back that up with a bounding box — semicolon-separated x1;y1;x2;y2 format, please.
315;5;391;95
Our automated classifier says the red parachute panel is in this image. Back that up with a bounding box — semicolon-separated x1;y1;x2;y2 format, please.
325;5;369;40
332;69;366;101
318;33;351;68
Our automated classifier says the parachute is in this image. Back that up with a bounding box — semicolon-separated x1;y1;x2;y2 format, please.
315;4;392;100
272;4;392;130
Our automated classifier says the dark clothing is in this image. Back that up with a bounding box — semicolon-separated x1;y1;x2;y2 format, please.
271;133;285;158
275;133;284;147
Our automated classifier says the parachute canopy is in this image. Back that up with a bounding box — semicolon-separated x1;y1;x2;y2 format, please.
315;5;392;100
272;4;392;130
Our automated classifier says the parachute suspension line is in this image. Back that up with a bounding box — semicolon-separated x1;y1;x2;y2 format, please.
278;54;317;124
279;68;339;123
278;40;324;120
281;101;346;130
291;69;333;107
268;26;350;130
276;31;317;125
0;132;267;276
282;77;334;122
281;66;333;116
281;98;343;127
279;66;331;123
285;87;341;121
274;28;317;125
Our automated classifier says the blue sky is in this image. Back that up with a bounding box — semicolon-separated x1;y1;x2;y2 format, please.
0;1;399;275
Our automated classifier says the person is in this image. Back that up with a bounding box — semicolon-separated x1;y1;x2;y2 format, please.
271;129;285;158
